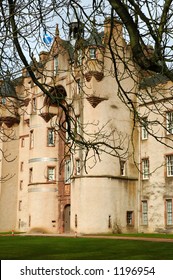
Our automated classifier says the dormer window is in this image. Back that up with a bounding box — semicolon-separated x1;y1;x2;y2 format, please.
89;48;96;59
1;97;6;105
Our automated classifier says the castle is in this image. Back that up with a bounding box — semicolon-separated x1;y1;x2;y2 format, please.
0;10;173;235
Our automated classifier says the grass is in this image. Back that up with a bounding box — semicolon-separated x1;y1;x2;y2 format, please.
90;232;173;239
0;231;25;235
0;235;173;260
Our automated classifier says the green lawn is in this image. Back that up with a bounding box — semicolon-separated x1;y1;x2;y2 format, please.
0;235;173;260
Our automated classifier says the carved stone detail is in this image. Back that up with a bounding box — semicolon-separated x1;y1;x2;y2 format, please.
39;113;56;122
0;116;20;128
86;95;108;108
85;72;92;82
85;71;104;82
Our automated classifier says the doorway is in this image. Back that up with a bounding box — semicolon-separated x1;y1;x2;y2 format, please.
64;204;71;233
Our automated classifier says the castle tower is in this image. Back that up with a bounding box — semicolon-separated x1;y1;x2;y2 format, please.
0;76;20;231
70;18;139;234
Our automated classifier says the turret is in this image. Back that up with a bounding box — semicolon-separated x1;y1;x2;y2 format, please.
0;76;20;127
83;22;105;83
69;4;84;47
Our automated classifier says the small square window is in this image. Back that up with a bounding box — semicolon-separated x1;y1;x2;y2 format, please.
48;167;55;181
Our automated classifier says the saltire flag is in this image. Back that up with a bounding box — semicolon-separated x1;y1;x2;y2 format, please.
43;29;53;45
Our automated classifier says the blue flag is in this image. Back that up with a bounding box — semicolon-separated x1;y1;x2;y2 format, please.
43;32;53;45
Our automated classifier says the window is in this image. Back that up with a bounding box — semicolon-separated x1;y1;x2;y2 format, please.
126;211;134;226
141;117;148;140
108;215;112;228
66;129;71;143
18;219;21;229
166;111;173;134
32;97;37;114
1;97;6;104
65;120;71;143
77;79;81;95
166;199;173;225
29;168;33;183
54;56;58;75
120;160;126;176
47;128;55;146
76;115;81;135
30;130;34;149
21;137;25;147
19;180;23;191
142;158;149;179
75;214;78;228
77;49;82;65
141;200;148;225
29;215;31;227
20;161;24;172
19;200;22;211
65;160;71;184
89;48;96;59
166;155;173;177
48;167;55;181
76;159;81;175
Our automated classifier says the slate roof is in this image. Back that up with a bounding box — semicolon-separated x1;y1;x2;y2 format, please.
140;73;169;89
0;77;18;98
